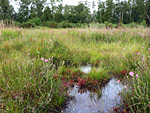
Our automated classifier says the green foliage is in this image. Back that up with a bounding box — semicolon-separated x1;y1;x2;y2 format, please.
41;6;53;22
0;0;14;20
1;0;150;26
17;0;31;23
54;12;64;23
1;0;150;27
59;21;75;28
28;17;41;26
141;20;147;27
105;0;114;22
21;21;35;28
48;21;59;28
124;22;141;28
104;21;113;28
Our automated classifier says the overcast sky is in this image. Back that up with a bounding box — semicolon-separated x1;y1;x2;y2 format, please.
10;0;98;12
63;0;98;6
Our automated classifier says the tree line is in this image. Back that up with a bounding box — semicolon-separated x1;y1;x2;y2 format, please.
0;0;150;27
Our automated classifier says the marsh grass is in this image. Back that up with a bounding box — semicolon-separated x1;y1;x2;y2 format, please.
0;27;149;112
122;55;150;112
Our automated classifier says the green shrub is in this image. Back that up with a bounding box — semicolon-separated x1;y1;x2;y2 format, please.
46;21;59;28
126;22;140;28
20;17;41;28
14;22;21;27
76;23;82;28
59;21;74;28
28;17;41;26
104;21;113;28
99;23;105;28
21;21;35;28
141;20;147;27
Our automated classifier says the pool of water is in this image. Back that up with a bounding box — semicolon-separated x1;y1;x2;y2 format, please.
79;64;92;74
63;78;124;113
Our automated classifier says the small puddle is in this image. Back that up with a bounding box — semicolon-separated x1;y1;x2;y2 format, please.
63;78;124;113
79;64;92;74
62;65;125;112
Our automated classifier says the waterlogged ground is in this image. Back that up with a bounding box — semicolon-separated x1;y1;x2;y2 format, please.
63;66;125;113
0;28;149;112
64;78;124;113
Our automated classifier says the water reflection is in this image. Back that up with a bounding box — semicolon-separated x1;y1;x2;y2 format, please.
63;78;124;113
79;64;92;74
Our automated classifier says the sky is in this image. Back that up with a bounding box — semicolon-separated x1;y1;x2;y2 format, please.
10;0;98;12
63;0;98;6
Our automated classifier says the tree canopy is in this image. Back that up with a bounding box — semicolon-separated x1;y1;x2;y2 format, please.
0;0;150;26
